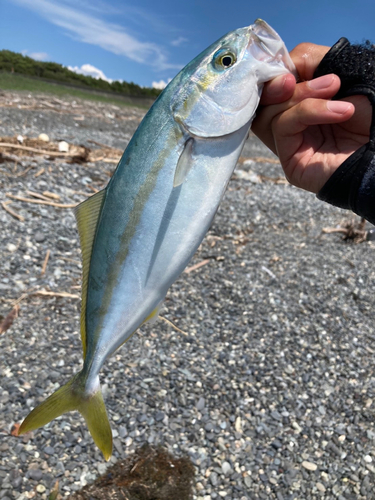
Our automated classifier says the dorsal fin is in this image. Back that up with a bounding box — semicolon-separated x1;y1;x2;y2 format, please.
74;189;106;358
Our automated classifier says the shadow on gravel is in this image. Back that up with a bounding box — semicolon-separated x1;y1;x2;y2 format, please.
69;445;196;500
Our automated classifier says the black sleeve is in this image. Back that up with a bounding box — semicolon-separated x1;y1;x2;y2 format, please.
313;38;375;225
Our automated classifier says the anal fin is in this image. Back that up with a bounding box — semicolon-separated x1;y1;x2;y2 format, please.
143;301;164;326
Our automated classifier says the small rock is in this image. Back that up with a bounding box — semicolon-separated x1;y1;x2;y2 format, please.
210;472;219;486
221;461;232;476
155;411;165;422
6;243;17;253
34;232;46;243
58;141;69;152
292;421;302;433
271;440;282;450
196;397;205;411
28;469;43;481
97;463;107;475
316;482;326;492
302;461;318;472
235;416;242;433
38;133;49;142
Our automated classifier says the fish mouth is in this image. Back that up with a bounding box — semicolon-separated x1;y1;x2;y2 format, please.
247;19;297;78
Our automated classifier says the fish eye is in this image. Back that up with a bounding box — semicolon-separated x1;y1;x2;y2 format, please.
213;50;237;70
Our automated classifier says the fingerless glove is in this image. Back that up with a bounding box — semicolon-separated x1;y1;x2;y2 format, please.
313;38;375;224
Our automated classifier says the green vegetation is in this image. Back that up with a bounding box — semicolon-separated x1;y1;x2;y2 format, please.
0;72;153;107
0;49;161;99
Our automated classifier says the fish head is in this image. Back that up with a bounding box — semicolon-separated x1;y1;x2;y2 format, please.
171;19;296;138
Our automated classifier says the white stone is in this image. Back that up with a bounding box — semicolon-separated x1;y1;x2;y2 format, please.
302;461;318;471
58;140;69;152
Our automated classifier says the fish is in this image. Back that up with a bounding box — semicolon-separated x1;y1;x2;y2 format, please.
18;19;296;459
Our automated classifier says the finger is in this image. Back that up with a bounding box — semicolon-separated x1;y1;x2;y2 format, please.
253;74;342;153
273;99;355;193
260;73;296;105
290;43;331;81
260;43;331;106
274;99;355;139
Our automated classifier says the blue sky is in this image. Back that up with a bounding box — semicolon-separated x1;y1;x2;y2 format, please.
1;0;375;88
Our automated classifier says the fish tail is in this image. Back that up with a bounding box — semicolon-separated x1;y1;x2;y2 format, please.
17;372;112;460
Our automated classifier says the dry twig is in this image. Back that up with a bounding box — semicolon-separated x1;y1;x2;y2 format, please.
41;249;51;276
0;142;71;157
11;289;80;307
184;259;210;274
160;316;188;336
6;193;77;208
34;167;45;177
1;200;25;222
34;290;80;299
322;218;367;243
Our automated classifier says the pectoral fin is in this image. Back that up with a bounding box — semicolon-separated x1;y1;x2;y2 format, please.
173;138;194;187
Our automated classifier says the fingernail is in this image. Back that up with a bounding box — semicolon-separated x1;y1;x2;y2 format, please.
327;101;353;114
308;74;335;90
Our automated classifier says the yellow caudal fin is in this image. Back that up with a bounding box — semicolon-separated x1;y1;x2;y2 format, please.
77;389;112;460
17;373;113;460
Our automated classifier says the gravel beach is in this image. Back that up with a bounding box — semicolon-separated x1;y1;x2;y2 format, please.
1;90;375;500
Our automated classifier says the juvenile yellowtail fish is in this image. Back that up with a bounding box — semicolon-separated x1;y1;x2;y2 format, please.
18;20;296;459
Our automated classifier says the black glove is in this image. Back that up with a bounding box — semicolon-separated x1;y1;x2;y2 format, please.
313;38;375;225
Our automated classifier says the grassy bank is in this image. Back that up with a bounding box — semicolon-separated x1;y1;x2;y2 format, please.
0;72;154;108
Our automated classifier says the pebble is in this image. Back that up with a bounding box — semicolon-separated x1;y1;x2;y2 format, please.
28;469;43;481
210;472;219;486
58;141;69;152
221;461;232;476
196;397;205;411
6;243;17;252
301;461;318;472
97;463;107;475
316;482;326;492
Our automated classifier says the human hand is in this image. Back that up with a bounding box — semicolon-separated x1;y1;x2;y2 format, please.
252;43;372;193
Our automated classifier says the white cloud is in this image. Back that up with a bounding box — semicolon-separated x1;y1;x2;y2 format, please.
171;37;188;47
21;50;49;61
152;79;171;90
68;63;112;82
29;52;49;61
11;0;181;71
